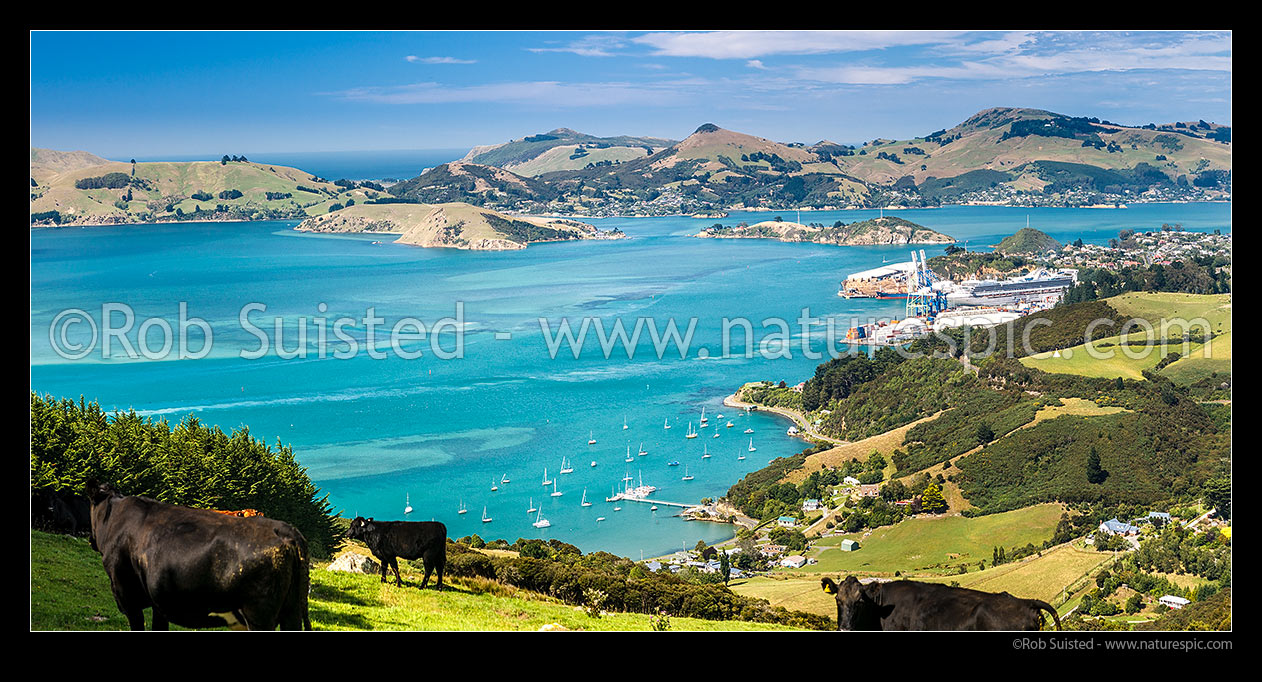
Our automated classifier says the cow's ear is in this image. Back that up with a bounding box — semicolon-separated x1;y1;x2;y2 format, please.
84;479;114;503
821;577;837;594
843;575;861;586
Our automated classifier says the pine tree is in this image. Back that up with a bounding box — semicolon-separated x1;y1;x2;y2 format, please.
1086;446;1108;484
920;483;947;514
719;550;731;585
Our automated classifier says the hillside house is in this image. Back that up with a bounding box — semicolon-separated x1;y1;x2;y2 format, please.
777;516;798;528
857;484;881;498
1099;518;1141;536
1159;595;1191;610
780;555;807;569
802;499;823;512
840;539;860;552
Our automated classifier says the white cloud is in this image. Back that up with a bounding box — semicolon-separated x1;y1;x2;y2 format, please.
406;56;477;64
632;30;968;59
746;60;767;70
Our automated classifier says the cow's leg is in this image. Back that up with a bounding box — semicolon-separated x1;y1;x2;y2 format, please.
151;609;170;631
392;558;404;587
123;607;146;631
380;557;390;583
435;558;445;591
420;558;433;590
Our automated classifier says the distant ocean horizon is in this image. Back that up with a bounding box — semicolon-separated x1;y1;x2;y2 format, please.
125;148;469;182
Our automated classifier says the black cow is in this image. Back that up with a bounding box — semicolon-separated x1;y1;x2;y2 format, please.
86;480;311;631
32;487;92;535
821;576;1061;631
346;517;446;589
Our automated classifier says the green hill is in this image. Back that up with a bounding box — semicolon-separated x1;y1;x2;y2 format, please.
30;153;377;226
462;128;676;176
30;530;798;631
995;227;1062;254
697;215;954;245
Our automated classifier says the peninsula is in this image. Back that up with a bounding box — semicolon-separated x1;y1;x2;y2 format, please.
294;201;624;250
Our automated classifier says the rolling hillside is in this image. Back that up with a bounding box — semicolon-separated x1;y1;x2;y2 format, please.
461;128;675;176
30;530;796;631
696;215;954;245
30;151;375;226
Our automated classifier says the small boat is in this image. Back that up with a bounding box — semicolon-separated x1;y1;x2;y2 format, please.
748;438;757;452
581;488;592;507
738;453;746;461
685;422;697;439
596;517;606;522
699;407;708;426
712;428;720;439
551;480;563;497
726;421;734;428
625;445;634;463
542;467;552;486
623;416;629;430
458;498;467;514
744;427;754;434
491;478;499;492
682;465;693;481
588;430;597;445
481;506;492;523
716;413;724;419
404;493;413;515
702;444;711;459
591;460;597;467
532;509;551;529
667;460;680;467
638;442;648;456
614;506;622;511
527;497;537;514
501;474;510;484
663;418;671;430
650;505;658;512
560;457;574;475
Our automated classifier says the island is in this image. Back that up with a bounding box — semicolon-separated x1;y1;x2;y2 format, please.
695;215;954;246
293;201;625;250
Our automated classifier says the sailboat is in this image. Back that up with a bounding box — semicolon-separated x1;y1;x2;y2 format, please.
532;509;551;528
625;445;634;463
667;460;680;467
663;417;671;430
712;426;720;439
501;473;510;484
748;438;757;452
726;420;734;428
551;480;563;497
623;416;629;430
699;407;708;426
581;488;592;507
738;451;746;461
596;517;605;522
702;444;711;459
638;442;648;456
685;422;698;439
588;430;597;445
744;426;755;434
527;497;537;514
481;506;492;523
458;498;468;514
682;465;694;481
542;467;552;486
591;460;598;467
560;457;574;475
404;494;413;515
491;478;499;492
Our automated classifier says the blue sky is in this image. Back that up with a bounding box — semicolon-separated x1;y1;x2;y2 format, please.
30;30;1231;159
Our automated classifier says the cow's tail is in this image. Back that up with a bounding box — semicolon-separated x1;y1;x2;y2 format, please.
1033;600;1061;631
297;541;312;631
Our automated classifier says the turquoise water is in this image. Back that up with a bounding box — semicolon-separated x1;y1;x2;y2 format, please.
29;203;1231;557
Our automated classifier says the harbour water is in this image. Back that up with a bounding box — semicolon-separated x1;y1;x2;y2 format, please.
29;202;1231;557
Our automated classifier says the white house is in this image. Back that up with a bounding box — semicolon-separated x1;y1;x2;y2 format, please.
1159;595;1190;610
802;499;823;512
780;555;807;569
843;476;861;486
777;516;798;528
